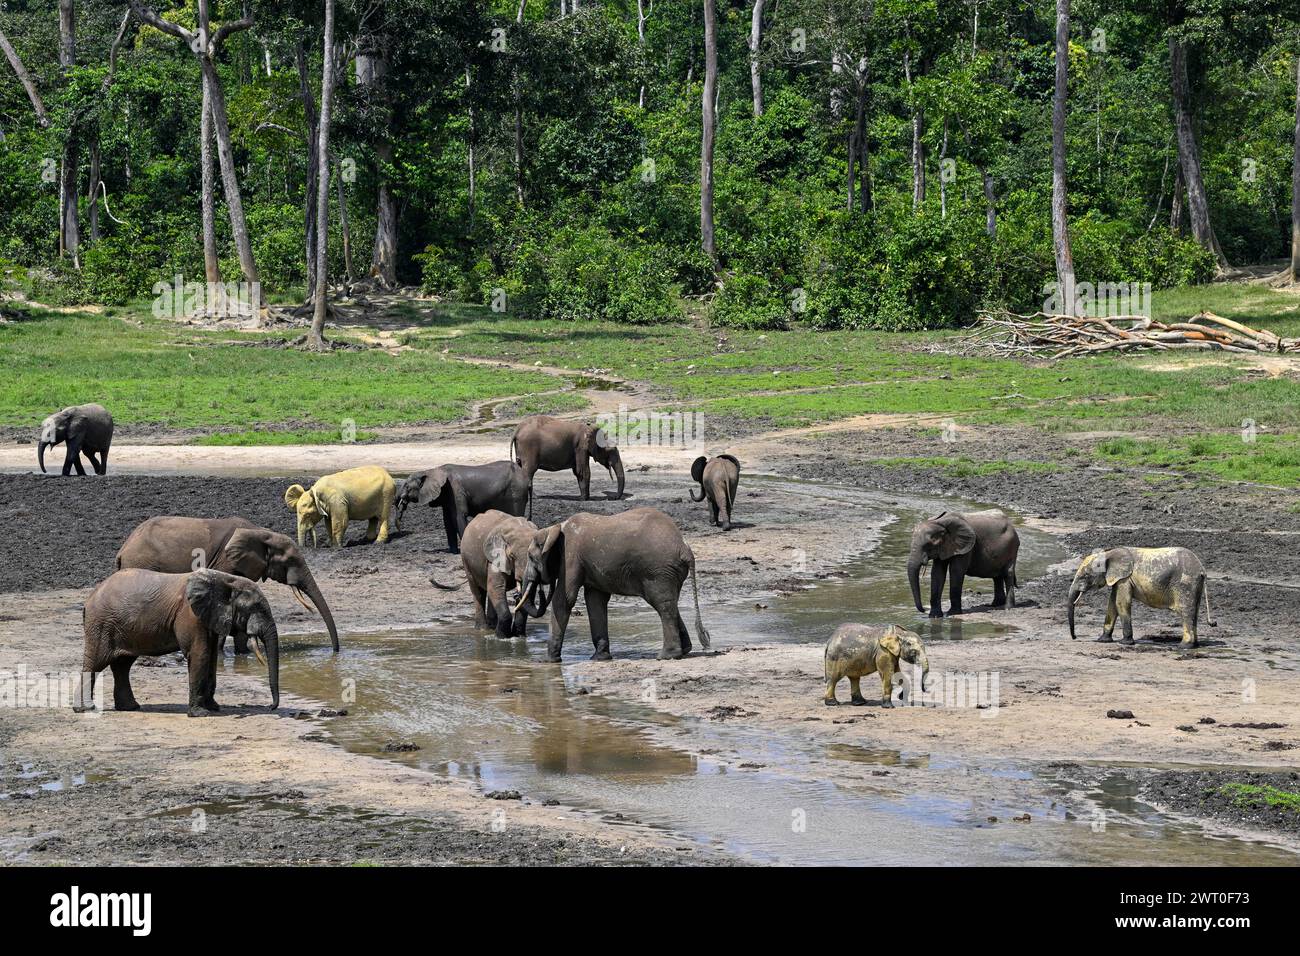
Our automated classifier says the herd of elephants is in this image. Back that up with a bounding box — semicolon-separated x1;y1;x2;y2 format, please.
39;401;1215;718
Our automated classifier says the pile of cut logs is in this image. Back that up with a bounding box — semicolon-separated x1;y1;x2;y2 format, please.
947;310;1300;359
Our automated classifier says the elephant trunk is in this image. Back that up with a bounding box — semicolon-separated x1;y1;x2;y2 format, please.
298;569;339;654
1067;580;1083;640
908;554;925;614
38;439;49;474
523;582;550;618
689;485;706;502
512;579;538;617
249;619;280;709
610;449;625;500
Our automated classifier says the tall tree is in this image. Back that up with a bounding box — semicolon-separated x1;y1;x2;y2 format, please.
749;0;766;117
0;25;50;127
1168;35;1227;271
308;0;337;350
58;1;80;267
700;0;718;266
1051;0;1076;314
1292;48;1300;280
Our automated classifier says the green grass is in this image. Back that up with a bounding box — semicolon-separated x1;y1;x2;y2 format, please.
1095;433;1300;486
189;428;380;446
1218;783;1300;814
872;457;1065;478
1151;284;1300;337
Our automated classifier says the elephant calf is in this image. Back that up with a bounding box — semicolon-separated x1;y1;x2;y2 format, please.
39;403;114;476
397;461;531;553
1068;546;1214;647
908;509;1019;618
79;568;279;717
431;510;550;638
285;465;396;548
690;454;740;530
824;624;930;707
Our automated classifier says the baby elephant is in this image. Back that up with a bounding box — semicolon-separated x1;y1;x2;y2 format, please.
285;465;396;548
79;568;279;717
39;403;114;475
690;454;740;530
1068;546;1214;647
824;624;930;707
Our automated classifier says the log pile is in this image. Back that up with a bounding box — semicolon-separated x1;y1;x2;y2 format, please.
946;310;1300;359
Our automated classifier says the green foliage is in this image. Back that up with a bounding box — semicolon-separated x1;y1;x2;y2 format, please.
710;273;790;330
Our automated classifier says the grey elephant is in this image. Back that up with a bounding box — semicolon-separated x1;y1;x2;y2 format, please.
396;460;531;553
510;415;625;518
514;507;709;662
824;623;931;707
39;403;114;475
115;516;339;653
78;568;279;717
430;509;551;638
1068;546;1214;647
908;509;1019;618
690;454;740;530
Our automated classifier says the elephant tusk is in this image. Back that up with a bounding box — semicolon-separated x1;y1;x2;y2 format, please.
252;639;268;667
291;587;314;613
512;584;535;616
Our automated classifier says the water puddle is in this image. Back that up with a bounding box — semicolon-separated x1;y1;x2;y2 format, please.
254;482;1295;864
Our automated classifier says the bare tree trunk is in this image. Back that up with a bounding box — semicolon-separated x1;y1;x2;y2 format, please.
847;77;866;213
513;0;526;205
0;27;50;126
58;0;80;268
1170;159;1185;233
980;164;996;237
903;44;924;210
1169;36;1227;271
637;0;649;107
309;0;336;350
1291;50;1300;280
701;0;718;266
1051;0;1076;314
465;66;477;231
200;55;261;303
357;41;397;286
87;138;101;242
200;75;220;284
939;117;949;218
749;0;765;117
337;171;354;282
297;40;319;294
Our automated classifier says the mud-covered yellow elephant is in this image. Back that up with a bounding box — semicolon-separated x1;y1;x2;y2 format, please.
284;465;396;548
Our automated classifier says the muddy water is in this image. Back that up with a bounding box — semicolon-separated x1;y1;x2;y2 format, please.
254;480;1296;865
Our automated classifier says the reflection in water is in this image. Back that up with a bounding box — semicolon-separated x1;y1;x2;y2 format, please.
255;480;1295;865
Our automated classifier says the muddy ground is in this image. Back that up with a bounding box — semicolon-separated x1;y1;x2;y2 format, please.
2;422;1299;861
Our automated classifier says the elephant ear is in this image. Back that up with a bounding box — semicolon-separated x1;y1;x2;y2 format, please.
535;524;565;583
878;628;903;658
690;456;708;483
485;531;511;575
186;569;236;637
1103;549;1136;587
935;512;976;560
417;468;449;506
222;529;269;581
284;484;306;508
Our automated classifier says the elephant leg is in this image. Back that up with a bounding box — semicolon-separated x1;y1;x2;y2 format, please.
232;632;250;655
96;446;109;474
545;593;574;663
718;501;732;532
487;574;512;640
823;669;841;705
442;502;460;553
1006;564;1017;608
110;657;140;711
468;578;490;630
365;517;379;542
585;589;612;660
330;511;347;548
63;438;85;476
947;564;966;616
877;659;896;707
1180;585;1200;648
674;611;693;657
202;642;220;711
377;492;394;542
993;576;1006;608
929;559;947;618
848;675;867;706
709;499;719;527
1116;586;1135;644
186;639;217;717
1097;586;1118;642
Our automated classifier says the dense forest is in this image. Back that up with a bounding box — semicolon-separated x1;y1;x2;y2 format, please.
2;0;1299;334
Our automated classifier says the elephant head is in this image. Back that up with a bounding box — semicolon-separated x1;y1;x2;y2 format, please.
284;484;326;544
186;570;279;708
223;528;340;652
395;467;450;527
37;410;71;474
486;528;550;621
583;427;625;499
1067;548;1134;639
887;625;932;692
908;512;976;613
515;523;565;617
689;456;708;502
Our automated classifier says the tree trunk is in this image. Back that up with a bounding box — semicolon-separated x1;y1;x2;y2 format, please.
513;0;527;205
1051;0;1076;314
1169;36;1227;271
1170;159;1185;233
58;0;80;267
939;117;949;218
86;137;101;242
308;0;336;351
200;56;261;304
700;0;718;266
297;40;319;294
637;0;649;107
980;164;997;237
200;75;221;285
0;27;50;126
847;77;867;213
465;66;477;231
357;42;397;286
749;0;765;117
1291;50;1300;280
337;171;354;282
903;45;924;211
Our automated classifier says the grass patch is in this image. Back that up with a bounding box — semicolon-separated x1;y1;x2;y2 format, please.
871;457;1064;478
1151;283;1300;337
190;428;380;446
1095;433;1300;486
1218;783;1300;814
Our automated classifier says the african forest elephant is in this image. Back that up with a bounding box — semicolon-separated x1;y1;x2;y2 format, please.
690;454;740;530
510;415;624;518
115;516;339;653
285;465;396;549
908;509;1019;618
39;403;114;475
79;568;279;717
824;624;931;707
430;510;550;638
396;461;531;553
1068;546;1214;647
514;507;709;662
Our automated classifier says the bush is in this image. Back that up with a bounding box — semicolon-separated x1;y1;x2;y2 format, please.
709;272;790;330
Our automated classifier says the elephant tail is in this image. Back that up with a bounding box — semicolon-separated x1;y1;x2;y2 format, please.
688;549;710;650
429;571;466;591
509;435;519;466
1202;576;1216;627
